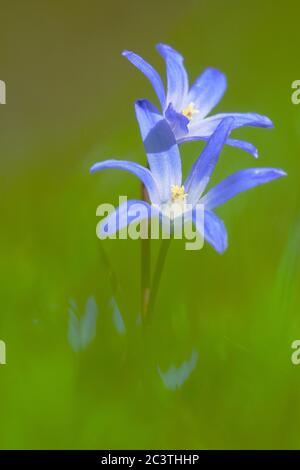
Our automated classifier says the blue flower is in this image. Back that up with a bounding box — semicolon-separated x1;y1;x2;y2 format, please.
91;102;285;254
122;44;273;158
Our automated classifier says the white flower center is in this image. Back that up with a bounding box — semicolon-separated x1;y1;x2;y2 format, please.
154;185;188;219
171;184;187;203
181;102;199;121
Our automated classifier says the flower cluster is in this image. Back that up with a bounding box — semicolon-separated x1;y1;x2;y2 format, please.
91;44;286;253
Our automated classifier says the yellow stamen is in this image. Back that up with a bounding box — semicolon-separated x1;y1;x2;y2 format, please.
171;185;187;203
181;102;198;121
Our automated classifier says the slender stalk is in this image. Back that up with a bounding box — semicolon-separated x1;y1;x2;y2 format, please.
141;183;151;319
146;237;171;320
98;241;120;297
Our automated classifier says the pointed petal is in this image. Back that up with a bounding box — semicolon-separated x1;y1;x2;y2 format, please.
122;50;166;108
189;112;274;137
203;210;228;254
187;208;228;254
156;43;189;111
201;168;287;210
188;67;227;118
99;199;159;237
184;117;234;206
90;159;160;204
135;99;182;202
178;134;259;158
225;138;259;158
212;112;274;128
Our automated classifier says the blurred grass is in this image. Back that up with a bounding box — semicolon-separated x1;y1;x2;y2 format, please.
0;0;300;449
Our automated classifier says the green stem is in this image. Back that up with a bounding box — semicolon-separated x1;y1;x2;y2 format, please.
141;184;151;319
98;241;120;297
146;237;171;320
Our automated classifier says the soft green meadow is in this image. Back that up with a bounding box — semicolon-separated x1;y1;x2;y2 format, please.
0;0;300;449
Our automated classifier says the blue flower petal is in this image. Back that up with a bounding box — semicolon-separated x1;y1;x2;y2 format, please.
201;168;287;210
188;67;227;118
214;112;274;128
122;50;166;108
158;350;198;390
110;298;126;335
188;208;228;254
99;199;159;237
189;112;274;137
156;43;189;111
90;159;160;204
135;99;182;202
225;138;259;158
165;102;189;138
178;134;259;159
184;117;234;206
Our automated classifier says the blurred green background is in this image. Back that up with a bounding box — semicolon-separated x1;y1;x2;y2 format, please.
0;0;300;449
